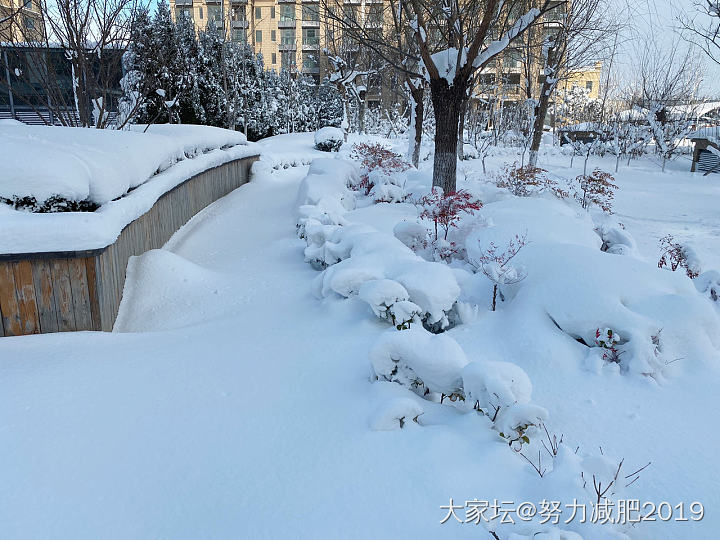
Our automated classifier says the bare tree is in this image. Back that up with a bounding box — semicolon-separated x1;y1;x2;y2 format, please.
321;0;552;193
527;0;620;166
1;0;146;127
679;0;720;66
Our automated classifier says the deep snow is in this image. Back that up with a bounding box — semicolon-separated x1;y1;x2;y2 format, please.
1;133;719;539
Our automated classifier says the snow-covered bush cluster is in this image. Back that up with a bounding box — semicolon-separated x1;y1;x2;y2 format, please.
314;127;345;153
348;143;411;203
493;164;572;200
296;158;460;332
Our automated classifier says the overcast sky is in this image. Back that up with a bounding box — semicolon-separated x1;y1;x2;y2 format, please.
614;0;720;96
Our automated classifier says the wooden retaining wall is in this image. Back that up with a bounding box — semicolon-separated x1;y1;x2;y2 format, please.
0;155;258;336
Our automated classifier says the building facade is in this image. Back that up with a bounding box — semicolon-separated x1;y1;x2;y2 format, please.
170;0;332;79
0;0;43;43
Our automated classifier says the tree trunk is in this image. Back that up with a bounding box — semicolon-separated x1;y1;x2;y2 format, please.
430;78;465;193
407;85;424;168
528;81;552;167
358;93;366;134
457;96;468;161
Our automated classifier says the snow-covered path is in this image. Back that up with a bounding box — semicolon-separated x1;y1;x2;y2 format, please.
0;165;511;539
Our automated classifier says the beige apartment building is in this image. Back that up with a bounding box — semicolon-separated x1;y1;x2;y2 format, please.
170;0;331;79
169;0;603;113
0;0;44;42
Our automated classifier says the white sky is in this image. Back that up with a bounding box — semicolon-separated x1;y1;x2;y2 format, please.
614;0;720;96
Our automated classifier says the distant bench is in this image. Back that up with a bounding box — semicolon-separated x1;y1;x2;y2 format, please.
0;154;258;336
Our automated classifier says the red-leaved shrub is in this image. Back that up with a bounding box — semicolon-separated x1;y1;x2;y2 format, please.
575;169;618;213
349;143;411;196
416;187;483;241
658;234;700;279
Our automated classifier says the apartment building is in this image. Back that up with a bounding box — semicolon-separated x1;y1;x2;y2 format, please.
0;0;44;42
171;0;331;80
169;0;603;116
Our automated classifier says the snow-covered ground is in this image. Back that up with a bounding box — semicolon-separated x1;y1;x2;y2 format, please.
1;132;719;539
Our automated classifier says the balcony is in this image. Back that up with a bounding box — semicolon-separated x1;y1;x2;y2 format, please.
231;20;249;28
302;41;320;50
175;0;192;5
229;0;247;4
302;66;320;74
279;42;297;51
204;0;220;4
277;0;295;3
301;19;320;28
278;19;297;28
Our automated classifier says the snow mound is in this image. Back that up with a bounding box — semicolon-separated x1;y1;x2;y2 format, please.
462;360;533;410
370;397;424;430
115;249;239;332
314;126;345;152
370;327;468;395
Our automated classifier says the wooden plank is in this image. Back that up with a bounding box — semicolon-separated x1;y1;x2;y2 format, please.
85;257;102;331
50;259;76;332
67;258;92;331
0;262;22;336
32;259;59;333
12;260;40;334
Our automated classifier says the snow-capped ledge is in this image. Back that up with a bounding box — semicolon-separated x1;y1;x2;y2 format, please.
0;124;259;254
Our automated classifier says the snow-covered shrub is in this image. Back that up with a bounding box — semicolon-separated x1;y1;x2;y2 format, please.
348;143;411;201
358;279;422;329
695;270;720;302
575;169;618;213
370;397;424;430
469;233;528;311
393;221;429;253
0;195;99;213
409;187;483;262
493;164;570;200
309;224;461;331
594;327;622;363
462;361;533;413
370;327;468;399
595;222;637;256
462;361;546;446
314;127;345;152
495;403;549;448
658;234;701;279
295;158;358;239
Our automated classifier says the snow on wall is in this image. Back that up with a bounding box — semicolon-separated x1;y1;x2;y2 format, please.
0;124;258;254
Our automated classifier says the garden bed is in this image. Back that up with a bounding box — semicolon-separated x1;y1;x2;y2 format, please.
0;124;259;335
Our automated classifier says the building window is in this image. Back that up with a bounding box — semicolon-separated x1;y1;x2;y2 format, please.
271;30;276;41
23;0;33;10
586;80;593;92
281;51;296;70
505;49;522;68
199;7;203;19
303;52;319;70
281;28;296;45
280;4;295;21
256;30;262;43
302;28;319;46
176;7;193;20
302;4;319;21
272;53;277;64
208;5;222;23
368;3;383;25
343;5;357;22
232;29;247;43
231;6;246;21
255;6;262;19
23;15;35;29
271;6;276;18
